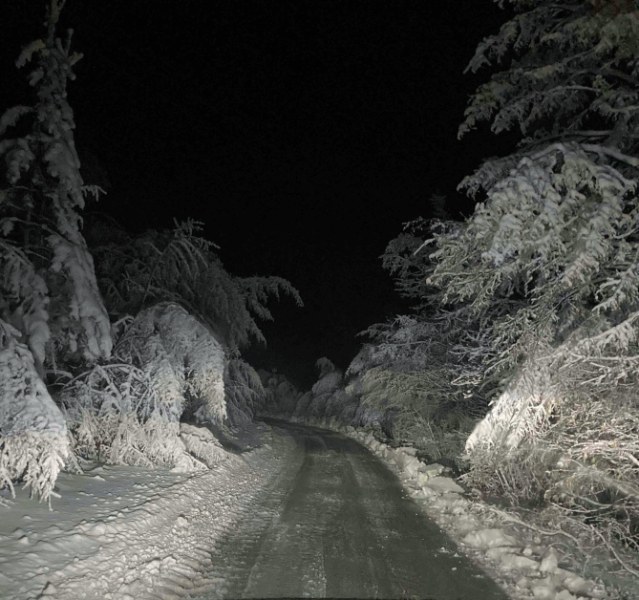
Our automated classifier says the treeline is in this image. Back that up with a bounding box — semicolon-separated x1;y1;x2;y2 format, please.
0;1;300;502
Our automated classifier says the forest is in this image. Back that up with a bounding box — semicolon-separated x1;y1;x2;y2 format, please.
1;0;638;596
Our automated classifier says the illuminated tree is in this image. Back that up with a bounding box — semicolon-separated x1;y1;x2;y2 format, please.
425;0;639;566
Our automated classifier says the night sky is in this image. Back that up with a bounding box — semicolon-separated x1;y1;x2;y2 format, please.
1;2;509;387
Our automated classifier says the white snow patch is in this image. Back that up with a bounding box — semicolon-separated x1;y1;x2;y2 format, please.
463;528;519;550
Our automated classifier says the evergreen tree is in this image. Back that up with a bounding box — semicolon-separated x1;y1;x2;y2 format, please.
425;0;639;447
419;0;639;568
373;2;639;570
0;0;111;370
0;0;110;501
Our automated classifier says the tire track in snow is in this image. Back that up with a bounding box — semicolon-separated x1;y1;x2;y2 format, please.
194;422;509;600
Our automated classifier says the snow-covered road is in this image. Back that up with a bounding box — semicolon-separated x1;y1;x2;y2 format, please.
0;421;513;599
194;421;508;599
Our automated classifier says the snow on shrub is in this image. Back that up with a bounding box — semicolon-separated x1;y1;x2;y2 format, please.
291;391;312;420
0;321;69;502
0;4;112;369
121;303;227;423
224;359;264;428
257;369;302;418
61;303;228;470
311;358;343;396
304;358;349;421
465;355;555;454
61;362;183;467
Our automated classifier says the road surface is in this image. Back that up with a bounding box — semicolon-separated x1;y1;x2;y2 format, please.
198;421;508;599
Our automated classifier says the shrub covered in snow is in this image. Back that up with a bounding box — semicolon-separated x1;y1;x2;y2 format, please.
224;359;265;428
339;314;482;460
256;369;302;418
61;303;227;469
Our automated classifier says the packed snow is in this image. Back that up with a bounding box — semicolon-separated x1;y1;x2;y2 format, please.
283;416;613;600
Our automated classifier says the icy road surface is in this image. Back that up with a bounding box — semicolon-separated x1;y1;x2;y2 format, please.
197;421;508;599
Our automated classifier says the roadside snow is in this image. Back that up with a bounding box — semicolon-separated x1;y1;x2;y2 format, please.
0;424;295;600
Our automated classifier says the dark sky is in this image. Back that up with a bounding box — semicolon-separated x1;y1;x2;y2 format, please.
1;1;508;388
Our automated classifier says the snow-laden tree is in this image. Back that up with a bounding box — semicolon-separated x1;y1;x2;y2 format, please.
255;369;302;418
460;0;639;157
358;210;497;458
420;0;639;566
0;0;111;501
61;303;228;470
0;320;68;503
90;219;302;353
441;0;639;446
341;312;480;460
224;358;265;428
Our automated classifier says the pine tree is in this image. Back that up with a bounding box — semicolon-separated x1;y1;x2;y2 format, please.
425;0;639;448
0;0;110;501
0;0;111;369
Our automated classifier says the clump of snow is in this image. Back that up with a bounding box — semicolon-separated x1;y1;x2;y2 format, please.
179;423;227;469
463;528;519;550
423;476;465;495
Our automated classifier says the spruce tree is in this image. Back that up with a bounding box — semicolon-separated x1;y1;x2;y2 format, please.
0;0;111;501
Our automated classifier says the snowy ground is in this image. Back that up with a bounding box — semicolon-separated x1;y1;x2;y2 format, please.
306;419;615;600
0;424;296;600
0;419;622;600
191;420;507;600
